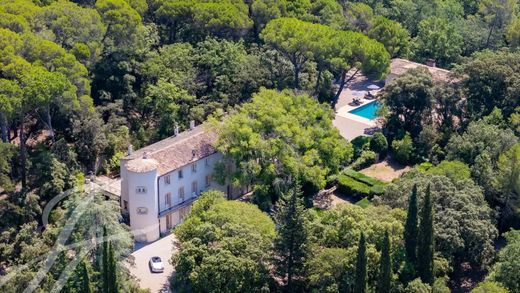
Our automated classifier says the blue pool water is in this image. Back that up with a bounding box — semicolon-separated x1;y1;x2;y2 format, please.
349;101;380;120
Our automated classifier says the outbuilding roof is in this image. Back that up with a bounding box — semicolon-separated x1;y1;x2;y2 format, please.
388;58;454;83
122;125;217;176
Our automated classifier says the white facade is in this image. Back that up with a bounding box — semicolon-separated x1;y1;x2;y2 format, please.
121;152;227;242
156;153;225;236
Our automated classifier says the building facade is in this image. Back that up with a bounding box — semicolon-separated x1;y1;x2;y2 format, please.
120;125;239;242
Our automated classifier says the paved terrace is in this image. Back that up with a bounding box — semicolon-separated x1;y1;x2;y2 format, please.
333;73;382;140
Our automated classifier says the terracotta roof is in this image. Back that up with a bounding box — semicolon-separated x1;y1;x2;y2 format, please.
388;58;454;82
123;125;217;175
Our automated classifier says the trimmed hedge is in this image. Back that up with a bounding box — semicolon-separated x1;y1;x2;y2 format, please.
336;170;386;199
343;169;384;187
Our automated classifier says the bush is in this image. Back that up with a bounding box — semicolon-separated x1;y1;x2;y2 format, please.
336;170;386;198
343;169;385;187
351;150;377;170
351;136;372;158
337;174;371;195
370;132;388;156
392;132;413;164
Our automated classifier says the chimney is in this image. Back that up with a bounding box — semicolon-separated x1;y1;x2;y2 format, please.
128;144;133;155
174;125;179;136
189;120;195;130
426;59;436;67
143;151;148;159
191;149;197;160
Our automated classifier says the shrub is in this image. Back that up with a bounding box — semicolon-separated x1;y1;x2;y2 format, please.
336;170;386;198
351;136;372;158
370;132;388;156
337;174;371;195
392;132;413;164
343;169;385;187
351;150;377;170
427;160;471;182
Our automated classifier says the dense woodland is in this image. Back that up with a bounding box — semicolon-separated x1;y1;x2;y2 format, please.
0;0;519;291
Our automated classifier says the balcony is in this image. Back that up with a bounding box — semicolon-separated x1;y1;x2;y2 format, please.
158;194;199;217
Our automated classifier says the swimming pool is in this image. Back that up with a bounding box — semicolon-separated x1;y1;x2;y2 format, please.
348;101;380;120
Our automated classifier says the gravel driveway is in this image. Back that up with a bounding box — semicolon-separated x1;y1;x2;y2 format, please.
127;233;178;292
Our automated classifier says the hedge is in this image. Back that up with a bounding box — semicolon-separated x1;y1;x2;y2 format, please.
336;170;386;198
343;169;385;187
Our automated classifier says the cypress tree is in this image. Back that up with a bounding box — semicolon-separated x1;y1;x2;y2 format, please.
354;233;367;293
102;227;109;293
80;259;93;293
417;184;434;285
377;230;391;293
273;184;308;292
108;242;119;293
404;184;418;267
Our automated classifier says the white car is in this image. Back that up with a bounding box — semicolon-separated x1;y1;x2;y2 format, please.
149;256;164;273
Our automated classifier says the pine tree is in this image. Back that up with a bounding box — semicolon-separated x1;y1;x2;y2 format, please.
80;259;93;293
354;233;367;293
377;230;391;293
108;242;119;293
273;184;309;292
417;184;434;285
404;184;418;267
102;227;109;293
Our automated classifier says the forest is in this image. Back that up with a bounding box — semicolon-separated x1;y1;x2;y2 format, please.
0;0;519;292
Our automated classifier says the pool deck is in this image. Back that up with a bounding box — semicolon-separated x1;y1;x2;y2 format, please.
333;73;382;141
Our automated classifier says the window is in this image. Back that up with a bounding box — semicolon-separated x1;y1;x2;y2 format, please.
123;200;128;211
192;163;197;173
166;214;173;230
205;174;211;187
192;181;198;195
136;186;147;194
165;175;171;185
179;206;190;222
136;207;148;214
178;169;183;179
179;187;185;202
205;158;209;166
165;192;171;207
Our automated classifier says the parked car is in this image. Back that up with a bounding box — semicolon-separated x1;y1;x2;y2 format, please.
149;256;164;273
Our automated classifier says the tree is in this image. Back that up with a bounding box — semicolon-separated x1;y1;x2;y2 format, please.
381;68;433;137
102;227;109;293
456;51;520;118
172;190;275;292
377;230;392;293
307;204;405;291
478;0;517;49
95;0;142;50
260;18;326;89
80;259;93;293
489;229;520;292
506;18;520;48
404;185;418;270
417;184;434;285
107;242;119;293
370;132;388;158
413;17;463;67
0;143;17;193
377;170;497;269
494;144;520;228
427;160;471;182
354;232;367;293
368;16;410;57
471;281;509;293
212;89;352;208
260;17;389;96
273;184;309;291
392;132;414;165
